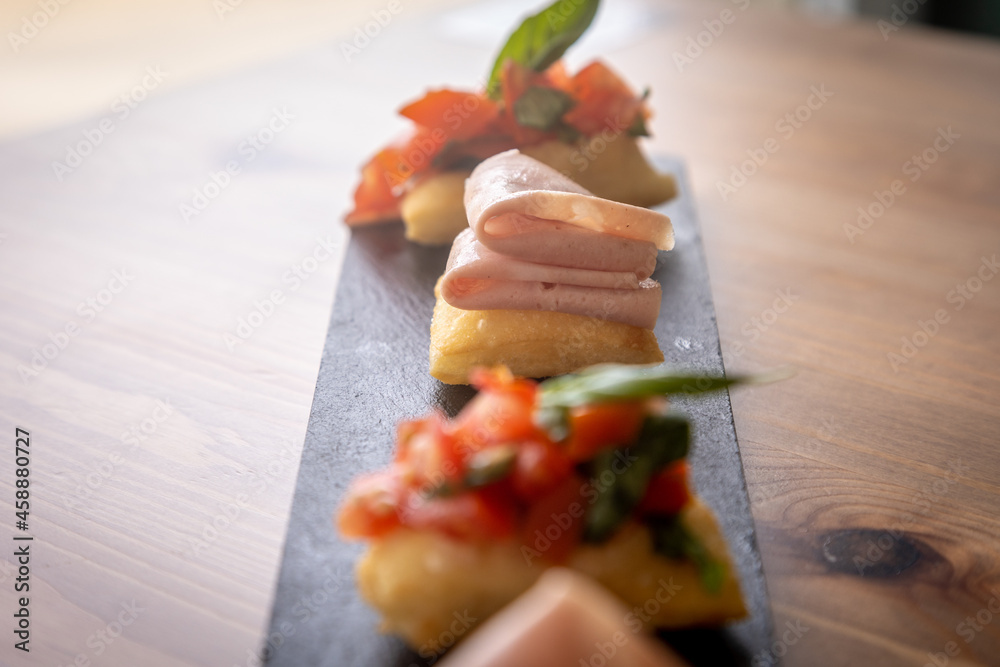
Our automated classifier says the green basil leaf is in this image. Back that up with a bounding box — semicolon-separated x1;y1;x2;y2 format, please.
486;0;601;100
539;364;785;417
513;86;575;130
647;514;725;594
581;413;690;543
464;445;517;488
535;405;571;444
430;445;517;498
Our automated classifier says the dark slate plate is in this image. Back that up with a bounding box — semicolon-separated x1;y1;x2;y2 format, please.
265;158;774;667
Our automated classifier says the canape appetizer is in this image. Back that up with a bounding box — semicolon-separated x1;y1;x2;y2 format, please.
344;0;676;245
337;365;754;650
430;150;670;384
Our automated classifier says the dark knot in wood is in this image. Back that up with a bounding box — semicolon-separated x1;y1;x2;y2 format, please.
819;528;922;578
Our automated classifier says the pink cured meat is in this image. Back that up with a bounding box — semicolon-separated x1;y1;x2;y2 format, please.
441;150;672;329
464;150;674;252
442;229;662;329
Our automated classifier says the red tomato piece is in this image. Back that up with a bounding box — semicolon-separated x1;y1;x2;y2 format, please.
449;368;542;452
399;89;500;142
337;468;407;538
637;461;691;517
396;411;465;488
499;60;564;145
511;439;573;502
563;400;647;461
402;486;516;540
562;61;647;137
344;148;402;225
521;473;588;564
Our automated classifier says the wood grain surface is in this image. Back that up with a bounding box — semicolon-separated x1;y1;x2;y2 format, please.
0;0;998;666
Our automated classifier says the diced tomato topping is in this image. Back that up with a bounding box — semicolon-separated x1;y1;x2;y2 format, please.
562;61;648;137
337;468;407;538
636;461;691;517
344;148;402;225
510;439;573;502
448;368;542;451
344;58;651;227
345;126;449;225
521;473;588;563
563;400;647;461
338;366;683;547
399;89;500;142
403;486;516;540
395;411;465;487
499;60;565;145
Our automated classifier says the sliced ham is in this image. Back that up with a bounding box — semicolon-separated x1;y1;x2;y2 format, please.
446;229;643;291
442;229;662;329
441;150;671;329
465;149;674;252
479;215;657;277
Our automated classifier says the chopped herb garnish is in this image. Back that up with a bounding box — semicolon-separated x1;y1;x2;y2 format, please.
627;112;650;138
536;364;778;440
513;86;576;130
430;445;517;497
647;514;726;594
582;413;690;543
485;0;601;99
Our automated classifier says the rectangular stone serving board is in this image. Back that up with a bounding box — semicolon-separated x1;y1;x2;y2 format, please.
265;157;775;667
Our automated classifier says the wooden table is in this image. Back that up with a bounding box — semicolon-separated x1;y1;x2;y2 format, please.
1;0;997;665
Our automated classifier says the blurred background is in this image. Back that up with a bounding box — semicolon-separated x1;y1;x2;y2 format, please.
804;0;999;36
1;0;996;141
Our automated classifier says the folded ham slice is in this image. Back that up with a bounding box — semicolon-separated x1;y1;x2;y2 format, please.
465;150;674;252
442;150;672;329
443;229;662;329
